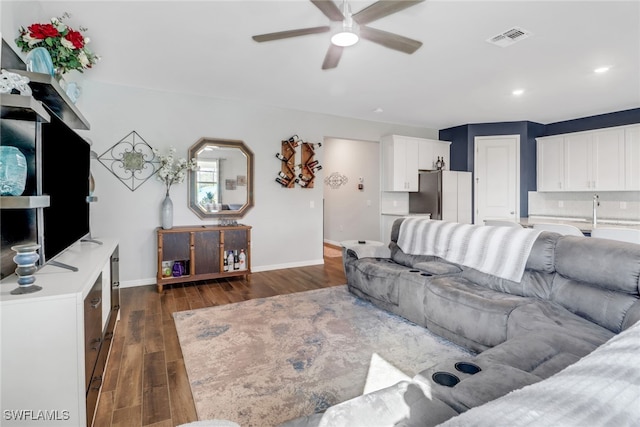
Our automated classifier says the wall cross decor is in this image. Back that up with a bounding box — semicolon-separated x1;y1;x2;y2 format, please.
97;131;159;191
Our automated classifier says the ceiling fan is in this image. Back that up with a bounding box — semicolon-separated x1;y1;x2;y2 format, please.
252;0;425;70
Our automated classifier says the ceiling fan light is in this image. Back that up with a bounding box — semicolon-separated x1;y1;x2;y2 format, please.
331;30;359;47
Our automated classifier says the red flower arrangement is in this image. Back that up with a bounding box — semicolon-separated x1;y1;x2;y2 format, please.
16;13;99;74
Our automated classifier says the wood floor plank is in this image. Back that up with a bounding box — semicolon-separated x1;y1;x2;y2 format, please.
142;386;171;426
92;390;114;427
94;249;346;426
144;314;164;354
111;405;142;427
167;359;198;425
102;332;124;392
114;343;143;409
143;351;168;389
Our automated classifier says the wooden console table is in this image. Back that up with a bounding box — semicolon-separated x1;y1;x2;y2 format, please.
156;224;251;292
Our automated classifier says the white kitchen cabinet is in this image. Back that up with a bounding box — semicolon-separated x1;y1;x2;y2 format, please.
418;139;451;170
537;125;632;192
625;125;640;190
382;135;419;191
382;135;451;192
565;128;624;191
536;135;565;191
0;238;119;426
441;171;472;223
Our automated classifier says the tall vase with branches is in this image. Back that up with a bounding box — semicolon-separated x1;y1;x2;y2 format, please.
154;147;197;229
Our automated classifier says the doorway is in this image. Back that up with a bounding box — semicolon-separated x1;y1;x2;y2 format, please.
474;135;520;224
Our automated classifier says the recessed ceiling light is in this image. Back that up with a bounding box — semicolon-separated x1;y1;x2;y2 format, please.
512;89;524;96
373;107;384;113
594;66;610;74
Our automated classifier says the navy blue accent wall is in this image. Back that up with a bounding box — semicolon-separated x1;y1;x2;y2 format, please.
439;109;640;219
544;108;640;136
439;121;541;218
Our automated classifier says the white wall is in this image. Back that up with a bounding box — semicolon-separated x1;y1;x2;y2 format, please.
323;138;382;245
72;80;436;286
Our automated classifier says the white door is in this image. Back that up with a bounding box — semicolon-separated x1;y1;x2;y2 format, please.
474;135;520;224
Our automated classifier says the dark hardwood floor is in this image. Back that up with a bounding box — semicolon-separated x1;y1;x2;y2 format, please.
93;246;346;427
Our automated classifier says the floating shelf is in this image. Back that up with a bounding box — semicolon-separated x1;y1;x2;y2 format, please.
7;69;90;130
0;195;50;209
0;94;51;123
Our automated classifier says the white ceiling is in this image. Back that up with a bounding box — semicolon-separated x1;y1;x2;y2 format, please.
6;0;640;129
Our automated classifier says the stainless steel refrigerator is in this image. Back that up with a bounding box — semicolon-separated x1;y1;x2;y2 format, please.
408;170;472;223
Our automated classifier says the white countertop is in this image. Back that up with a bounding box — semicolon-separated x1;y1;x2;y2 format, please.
521;216;640;232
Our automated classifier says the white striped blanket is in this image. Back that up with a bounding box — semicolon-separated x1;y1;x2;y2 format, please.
397;218;541;282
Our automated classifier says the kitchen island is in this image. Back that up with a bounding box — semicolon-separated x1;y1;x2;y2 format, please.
520;216;640;234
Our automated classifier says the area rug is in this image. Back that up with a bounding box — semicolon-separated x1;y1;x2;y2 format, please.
174;286;472;427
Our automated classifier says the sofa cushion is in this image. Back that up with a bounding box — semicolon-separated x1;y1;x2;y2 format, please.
460;268;555;299
507;300;615;346
550;275;638;333
476;332;596;379
413;261;462;275
424;276;531;350
555;235;640;294
347;258;407;305
524;231;559;273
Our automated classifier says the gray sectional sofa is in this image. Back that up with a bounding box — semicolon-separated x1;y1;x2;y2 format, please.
282;218;640;426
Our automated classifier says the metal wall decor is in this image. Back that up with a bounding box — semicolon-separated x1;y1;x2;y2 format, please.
324;172;348;189
97;131;159;191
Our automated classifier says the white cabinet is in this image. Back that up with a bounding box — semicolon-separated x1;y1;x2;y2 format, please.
418;139;450;170
537;125;633;192
625;125;640;190
537;136;565;191
441;171;472;223
382;135;419;191
565;128;624;191
382;135;451;192
0;238;119;426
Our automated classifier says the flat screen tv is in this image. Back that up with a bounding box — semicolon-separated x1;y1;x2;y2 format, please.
41;108;90;265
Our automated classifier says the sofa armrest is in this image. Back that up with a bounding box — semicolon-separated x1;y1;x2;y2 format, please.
342;241;391;259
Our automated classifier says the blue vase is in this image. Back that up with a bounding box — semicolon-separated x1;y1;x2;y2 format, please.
11;243;42;294
0;146;28;196
25;47;54;76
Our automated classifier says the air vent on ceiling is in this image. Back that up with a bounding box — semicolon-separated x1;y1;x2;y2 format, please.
486;27;532;47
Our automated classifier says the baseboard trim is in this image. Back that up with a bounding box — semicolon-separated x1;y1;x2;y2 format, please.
120;259;326;288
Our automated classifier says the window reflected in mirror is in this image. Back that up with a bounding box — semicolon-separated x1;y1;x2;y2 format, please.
188;138;254;219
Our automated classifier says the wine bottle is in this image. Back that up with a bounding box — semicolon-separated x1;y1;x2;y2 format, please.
239;249;246;270
299;180;309;187
275;153;289;162
310;165;323;173
227;251;234;271
278;171;290;179
306;160;319;168
233;250;240;270
223;254;229;272
275;177;290;186
298;174;312;182
441;157;446;170
435;156;443;170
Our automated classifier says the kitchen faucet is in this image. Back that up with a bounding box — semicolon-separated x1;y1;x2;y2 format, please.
592;194;600;228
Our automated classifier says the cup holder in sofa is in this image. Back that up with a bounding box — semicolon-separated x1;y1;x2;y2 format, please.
409;269;420;273
420;273;433;277
455;362;481;375
432;372;460;387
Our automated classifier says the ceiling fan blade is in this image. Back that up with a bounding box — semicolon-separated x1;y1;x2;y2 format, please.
359;26;423;54
310;0;344;21
252;26;330;42
322;44;344;69
353;0;425;25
